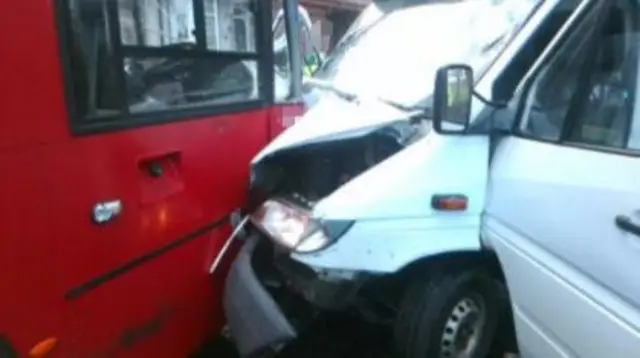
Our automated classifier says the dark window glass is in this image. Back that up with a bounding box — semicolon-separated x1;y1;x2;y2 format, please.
118;0;257;52
524;0;640;151
62;0;261;126
65;0;124;118
126;57;258;112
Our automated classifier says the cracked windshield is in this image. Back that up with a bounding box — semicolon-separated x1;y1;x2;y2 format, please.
314;0;541;110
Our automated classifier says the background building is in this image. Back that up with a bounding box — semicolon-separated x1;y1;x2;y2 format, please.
298;0;371;52
117;0;369;56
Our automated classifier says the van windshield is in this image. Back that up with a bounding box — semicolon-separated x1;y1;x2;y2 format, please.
313;0;542;110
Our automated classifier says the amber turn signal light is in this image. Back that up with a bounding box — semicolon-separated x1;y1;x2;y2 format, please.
431;194;468;211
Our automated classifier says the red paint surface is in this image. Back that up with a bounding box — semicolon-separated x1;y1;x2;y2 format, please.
0;0;305;356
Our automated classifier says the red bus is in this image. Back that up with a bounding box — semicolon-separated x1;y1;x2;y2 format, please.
0;0;305;357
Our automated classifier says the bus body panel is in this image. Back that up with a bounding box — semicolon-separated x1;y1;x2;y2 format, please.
0;101;272;357
0;0;306;355
0;0;68;149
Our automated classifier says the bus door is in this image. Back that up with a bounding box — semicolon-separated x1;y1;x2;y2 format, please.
0;0;302;357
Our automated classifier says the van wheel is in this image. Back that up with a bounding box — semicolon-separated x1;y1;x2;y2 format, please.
393;271;501;358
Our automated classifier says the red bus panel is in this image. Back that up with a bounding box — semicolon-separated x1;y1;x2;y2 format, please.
0;0;304;356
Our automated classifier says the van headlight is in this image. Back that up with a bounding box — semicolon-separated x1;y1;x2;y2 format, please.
251;200;352;253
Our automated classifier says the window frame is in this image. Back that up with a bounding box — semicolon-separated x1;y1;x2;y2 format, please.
513;0;640;157
272;0;303;104
55;0;275;135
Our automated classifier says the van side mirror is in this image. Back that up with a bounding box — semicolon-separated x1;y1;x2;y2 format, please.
433;64;474;134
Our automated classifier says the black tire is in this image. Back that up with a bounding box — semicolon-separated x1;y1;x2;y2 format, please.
393;270;503;358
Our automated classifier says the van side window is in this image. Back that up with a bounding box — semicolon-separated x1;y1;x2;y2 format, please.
566;5;640;150
60;0;262;132
522;1;640;152
492;1;577;103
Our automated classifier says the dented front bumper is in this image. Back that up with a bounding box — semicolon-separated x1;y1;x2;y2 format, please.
223;236;296;357
223;231;364;357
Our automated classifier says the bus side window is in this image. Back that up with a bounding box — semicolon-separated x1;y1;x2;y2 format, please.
60;0;263;132
66;0;123;118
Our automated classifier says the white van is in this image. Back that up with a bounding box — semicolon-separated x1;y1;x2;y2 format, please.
223;0;640;357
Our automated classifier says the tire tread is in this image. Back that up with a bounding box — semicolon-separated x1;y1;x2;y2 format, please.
393;270;501;358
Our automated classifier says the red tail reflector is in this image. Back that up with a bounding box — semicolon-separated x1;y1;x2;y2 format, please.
431;194;468;211
29;337;57;358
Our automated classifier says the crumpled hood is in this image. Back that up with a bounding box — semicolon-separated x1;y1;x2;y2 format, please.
252;94;409;163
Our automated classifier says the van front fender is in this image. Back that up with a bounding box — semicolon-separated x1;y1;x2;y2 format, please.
291;216;482;274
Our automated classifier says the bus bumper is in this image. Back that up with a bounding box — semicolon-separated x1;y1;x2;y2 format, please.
223;236;297;357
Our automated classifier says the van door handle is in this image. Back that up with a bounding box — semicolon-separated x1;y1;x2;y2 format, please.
615;215;640;237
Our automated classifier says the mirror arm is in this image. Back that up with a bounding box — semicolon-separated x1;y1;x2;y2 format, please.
473;90;508;109
314;47;324;67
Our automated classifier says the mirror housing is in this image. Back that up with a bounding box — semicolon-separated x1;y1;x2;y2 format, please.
433;64;474;134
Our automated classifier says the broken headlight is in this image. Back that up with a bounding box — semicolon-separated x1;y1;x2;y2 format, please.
251;200;352;253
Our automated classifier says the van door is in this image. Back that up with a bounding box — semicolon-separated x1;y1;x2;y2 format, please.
483;1;640;357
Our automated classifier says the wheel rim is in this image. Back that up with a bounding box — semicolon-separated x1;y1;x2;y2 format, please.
439;293;487;358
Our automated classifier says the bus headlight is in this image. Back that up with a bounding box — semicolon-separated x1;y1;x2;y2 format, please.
251;200;352;253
